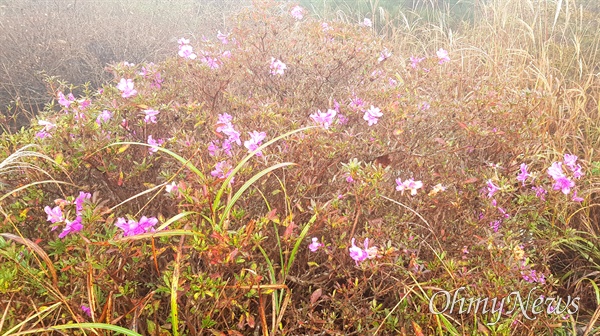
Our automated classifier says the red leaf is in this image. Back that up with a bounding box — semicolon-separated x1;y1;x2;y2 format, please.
310;288;322;305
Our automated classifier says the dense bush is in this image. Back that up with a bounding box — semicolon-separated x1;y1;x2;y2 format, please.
0;0;249;131
1;0;600;335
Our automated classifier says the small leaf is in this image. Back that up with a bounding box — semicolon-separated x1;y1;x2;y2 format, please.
463;177;479;184
310;288;322;305
117;170;124;186
55;152;64;165
117;144;130;153
411;321;424;336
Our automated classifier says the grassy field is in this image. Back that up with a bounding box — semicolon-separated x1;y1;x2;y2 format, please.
1;0;600;335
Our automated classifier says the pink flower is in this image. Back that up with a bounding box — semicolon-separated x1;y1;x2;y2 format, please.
361;18;372;27
58;216;83;238
74;191;91;214
36;130;51;139
437;48;450;64
310;109;337;129
217;30;229;44
378;49;392;62
547;162;565;180
308;237;323;252
151;73;163;89
57;92;75;108
486;180;500;198
572;191;584;202
553;176;575;194
409;56;425;69
517;163;530;185
44;206;64;223
349;238;369;264
117;78;137;98
290;5;304;20
143;109;160;123
96;110;112;125
220;124;241;145
396;178;423;195
147;135;163;154
244;131;267;156
349;95;365;110
490;220;501;233
38;120;56;131
202;56;220;69
222;50;232;58
270;58;287;75
165;182;178;194
81;305;92;317
563;154;578;168
532;186;547;201
178;44;197;60
115;216;158;237
363;105;383;126
337;114;348;125
177;37;190;45
211;161;235;184
208;141;219;156
420;102;430;111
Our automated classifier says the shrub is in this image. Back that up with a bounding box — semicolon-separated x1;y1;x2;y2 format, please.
1;0;599;334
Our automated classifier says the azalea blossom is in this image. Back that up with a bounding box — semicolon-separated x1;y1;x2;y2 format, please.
547;162;565;180
490;220;501;233
58;216;83;238
208;141;219;156
165;181;178;193
117;78;137;98
178;37;190;45
220;124;241;145
270;58;287;76
517;163;530;185
74;191;91;214
290;5;304;20
35;130;51;139
44;206;64;223
396;178;423;196
202;56;220;69
378;49;392;62
572;190;584;202
147;135;163;154
486;180;500;198
437;48;450;64
38;120;56;131
310;109;337;129
409;56;425;69
115;216;158;237
362;18;372;27
211;160;234;182
81;305;92;317
349;238;369;264
363;105;383;126
143;109;160;123
553;176;575;194
308;237;323;252
96;110;112;125
57;92;75;108
178;44;197;60
244;131;267;156
532;186;547;201
349;95;365;110
217;30;229;44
